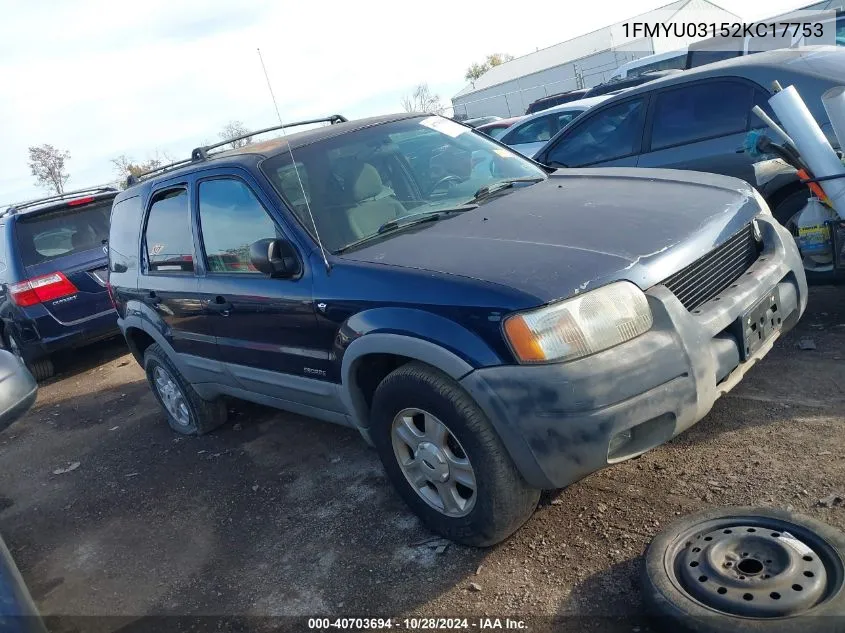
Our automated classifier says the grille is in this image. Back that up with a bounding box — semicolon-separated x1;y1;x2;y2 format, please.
661;224;760;312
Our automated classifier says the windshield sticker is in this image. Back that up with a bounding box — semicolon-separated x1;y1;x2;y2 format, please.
151;244;164;256
420;116;467;138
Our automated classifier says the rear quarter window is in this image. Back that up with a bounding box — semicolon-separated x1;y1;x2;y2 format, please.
15;202;111;266
109;196;144;274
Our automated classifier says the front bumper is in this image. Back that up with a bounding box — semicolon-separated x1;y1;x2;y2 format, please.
460;216;807;489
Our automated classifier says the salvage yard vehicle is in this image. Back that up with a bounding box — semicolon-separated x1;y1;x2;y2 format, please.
108;112;807;546
499;94;616;158
534;47;845;233
0;187;120;380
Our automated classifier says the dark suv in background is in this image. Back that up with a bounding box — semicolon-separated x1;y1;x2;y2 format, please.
0;187;119;380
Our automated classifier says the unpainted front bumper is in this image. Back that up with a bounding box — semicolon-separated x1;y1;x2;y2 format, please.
460;216;807;489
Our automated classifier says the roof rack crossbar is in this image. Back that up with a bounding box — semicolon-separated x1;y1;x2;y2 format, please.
190;114;348;161
4;185;119;215
125;157;195;187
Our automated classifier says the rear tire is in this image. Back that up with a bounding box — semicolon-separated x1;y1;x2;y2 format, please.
370;361;540;546
27;358;55;382
3;329;54;381
143;343;226;435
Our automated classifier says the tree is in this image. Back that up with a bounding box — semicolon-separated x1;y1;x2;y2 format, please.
219;120;252;149
28;144;71;194
400;83;444;114
111;150;174;187
464;53;515;87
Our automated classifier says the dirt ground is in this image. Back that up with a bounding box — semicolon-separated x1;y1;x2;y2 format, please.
0;286;843;633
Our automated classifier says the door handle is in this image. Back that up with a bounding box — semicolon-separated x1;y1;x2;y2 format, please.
209;296;232;316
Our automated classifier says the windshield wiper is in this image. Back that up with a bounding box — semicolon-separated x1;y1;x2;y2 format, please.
334;207;476;254
470;177;545;204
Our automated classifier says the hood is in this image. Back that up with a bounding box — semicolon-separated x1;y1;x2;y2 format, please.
339;168;763;303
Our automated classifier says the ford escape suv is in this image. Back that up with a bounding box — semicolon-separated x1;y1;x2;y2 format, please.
1;187;119;380
108;113;807;545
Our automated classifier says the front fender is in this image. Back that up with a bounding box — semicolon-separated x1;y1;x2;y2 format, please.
333;307;504;431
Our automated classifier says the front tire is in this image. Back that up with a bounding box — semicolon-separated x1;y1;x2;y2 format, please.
143;343;226;435
370;361;540;546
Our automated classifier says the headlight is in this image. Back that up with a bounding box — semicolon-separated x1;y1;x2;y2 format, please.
752;188;772;216
503;281;653;363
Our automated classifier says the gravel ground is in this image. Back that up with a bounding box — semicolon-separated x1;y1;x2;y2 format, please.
0;286;843;633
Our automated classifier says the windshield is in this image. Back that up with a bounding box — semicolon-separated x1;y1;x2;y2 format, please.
261;116;546;253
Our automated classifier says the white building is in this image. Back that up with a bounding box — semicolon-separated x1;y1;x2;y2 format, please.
451;0;741;119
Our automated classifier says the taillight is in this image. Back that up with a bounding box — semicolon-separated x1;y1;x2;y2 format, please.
67;196;95;206
8;273;79;307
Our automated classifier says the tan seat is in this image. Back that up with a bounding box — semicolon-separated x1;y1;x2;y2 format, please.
346;164;406;238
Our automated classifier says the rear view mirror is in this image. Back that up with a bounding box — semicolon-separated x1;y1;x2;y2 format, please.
249;238;301;278
0;351;37;433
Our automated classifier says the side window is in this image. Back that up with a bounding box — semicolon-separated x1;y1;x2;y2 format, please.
198;179;282;274
109;196;144;273
143;188;194;273
555;110;581;130
506;116;553;145
650;81;752;151
546;98;645;167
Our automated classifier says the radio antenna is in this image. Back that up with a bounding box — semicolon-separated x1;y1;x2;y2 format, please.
257;47;331;273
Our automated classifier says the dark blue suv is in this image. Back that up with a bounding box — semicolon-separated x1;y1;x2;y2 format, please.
108;113;806;545
0;187;119;380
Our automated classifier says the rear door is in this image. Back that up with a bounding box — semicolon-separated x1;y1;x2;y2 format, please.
139;184;217;362
636;79;757;182
13;198;114;324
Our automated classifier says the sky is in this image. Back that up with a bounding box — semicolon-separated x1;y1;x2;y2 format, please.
0;0;817;203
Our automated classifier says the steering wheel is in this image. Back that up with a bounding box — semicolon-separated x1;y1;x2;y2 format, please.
429;175;463;196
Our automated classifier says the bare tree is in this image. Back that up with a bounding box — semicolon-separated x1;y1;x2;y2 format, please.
401;83;444;114
464;53;515;87
28;144;71;194
219;120;253;149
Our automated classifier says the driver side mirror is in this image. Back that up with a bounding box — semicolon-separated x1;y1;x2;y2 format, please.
249;238;301;279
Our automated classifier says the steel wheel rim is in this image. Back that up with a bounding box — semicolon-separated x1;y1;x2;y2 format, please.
664;516;844;618
390;407;477;518
153;366;191;428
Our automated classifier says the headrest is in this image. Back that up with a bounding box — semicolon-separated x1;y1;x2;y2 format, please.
353;164;383;202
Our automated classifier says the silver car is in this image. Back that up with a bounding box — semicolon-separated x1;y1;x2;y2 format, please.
498;94;618;158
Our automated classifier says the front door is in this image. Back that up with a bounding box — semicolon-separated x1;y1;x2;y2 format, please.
537;96;646;168
637;79;758;183
194;174;338;411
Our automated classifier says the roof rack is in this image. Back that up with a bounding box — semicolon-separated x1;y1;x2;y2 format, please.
126;114;348;188
3;185;118;217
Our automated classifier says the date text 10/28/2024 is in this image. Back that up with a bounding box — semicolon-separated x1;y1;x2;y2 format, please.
308;618;528;630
